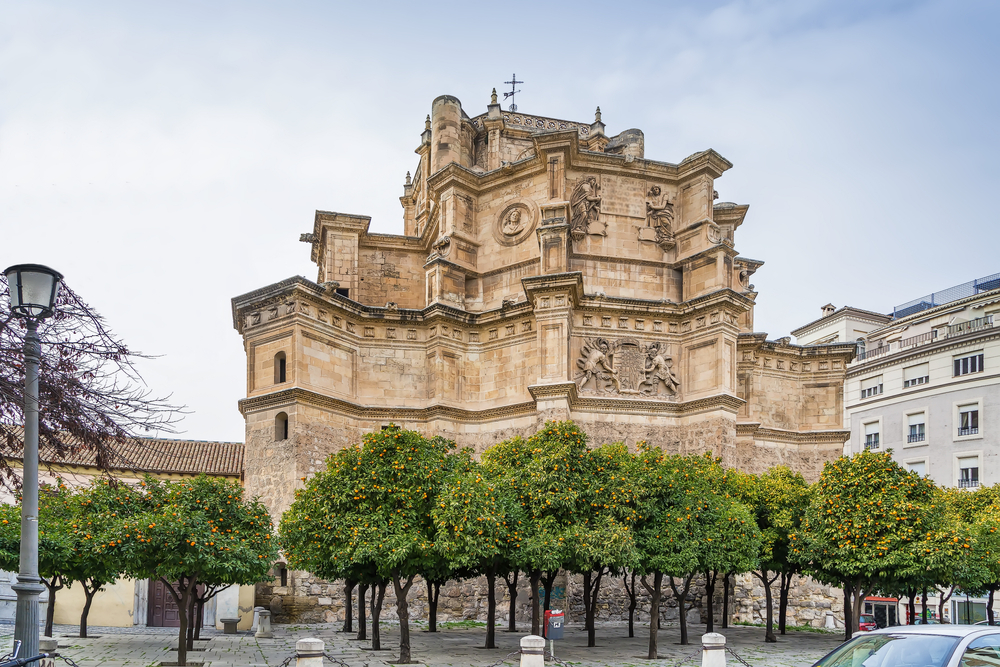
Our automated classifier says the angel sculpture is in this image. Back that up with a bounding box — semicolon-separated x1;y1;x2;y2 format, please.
640;343;679;396
576;338;620;393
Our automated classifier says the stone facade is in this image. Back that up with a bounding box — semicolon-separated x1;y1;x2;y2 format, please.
232;91;856;623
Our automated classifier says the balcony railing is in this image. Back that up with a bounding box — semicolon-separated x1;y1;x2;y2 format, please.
894;271;1000;318
958;427;979;436
853;316;993;365
907;433;925;443
959;478;980;489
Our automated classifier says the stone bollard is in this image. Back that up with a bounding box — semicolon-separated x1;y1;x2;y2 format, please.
251;606;264;632
256;609;273;638
39;638;58;667
296;638;324;667
519;635;545;667
702;632;726;667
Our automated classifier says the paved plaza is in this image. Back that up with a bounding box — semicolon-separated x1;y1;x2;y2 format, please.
0;621;845;667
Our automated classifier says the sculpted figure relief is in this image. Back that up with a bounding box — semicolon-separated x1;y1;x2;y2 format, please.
644;185;676;250
570;177;603;240
576;337;680;398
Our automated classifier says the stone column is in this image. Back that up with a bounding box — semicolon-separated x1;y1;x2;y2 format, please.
701;632;726;667
296;638;324;667
256;609;273;638
519;635;545;667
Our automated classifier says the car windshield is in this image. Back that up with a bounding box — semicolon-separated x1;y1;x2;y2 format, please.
814;633;959;667
860;616;876;623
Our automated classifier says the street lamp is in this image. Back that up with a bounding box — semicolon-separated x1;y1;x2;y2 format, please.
3;263;63;658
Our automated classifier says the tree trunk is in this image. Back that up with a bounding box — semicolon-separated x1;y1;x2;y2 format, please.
989;587;996;626
528;571;541;636
371;580;387;651
503;571;519;632
356;583;368;641
905;588;916;625
341;579;355;633
625;572;637;638
852;585;867;635
426;580;440;632
80;580;99;639
392;572;415;664
704;571;717;633
921;587;928;623
722;573;731;630
186;593;196;650
485;568;497;649
843;584;853;642
779;572;793;634
164;575;196;667
754;570;778;643
641;572;663;660
938;585;956;623
668;575;694;646
42;576;63;638
194;596;205;641
584;568;605;647
542;570;557;614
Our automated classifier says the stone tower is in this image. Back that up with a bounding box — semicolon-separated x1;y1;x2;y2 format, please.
232;92;855;523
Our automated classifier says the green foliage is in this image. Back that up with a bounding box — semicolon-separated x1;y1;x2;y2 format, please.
280;426;456;582
730;465;810;575
107;474;277;587
0;481;76;582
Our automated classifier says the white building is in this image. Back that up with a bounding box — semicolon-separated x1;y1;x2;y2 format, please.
795;271;1000;623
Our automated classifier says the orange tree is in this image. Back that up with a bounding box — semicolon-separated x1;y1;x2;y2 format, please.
280;426;457;665
0;482;74;637
0;479;140;638
792;450;942;639
633;450;760;657
103;475;276;667
729;465;809;641
433;457;522;649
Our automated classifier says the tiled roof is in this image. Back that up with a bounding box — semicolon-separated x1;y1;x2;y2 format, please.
3;432;243;477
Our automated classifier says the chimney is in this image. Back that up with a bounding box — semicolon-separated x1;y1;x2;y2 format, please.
821;303;836;317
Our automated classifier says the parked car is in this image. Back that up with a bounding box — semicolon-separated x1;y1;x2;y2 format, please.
912;618;941;624
857;614;878;632
811;625;1000;667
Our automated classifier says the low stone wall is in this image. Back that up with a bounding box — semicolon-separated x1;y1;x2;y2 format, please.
258;569;844;631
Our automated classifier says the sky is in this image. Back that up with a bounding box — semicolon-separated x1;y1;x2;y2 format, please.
1;0;998;442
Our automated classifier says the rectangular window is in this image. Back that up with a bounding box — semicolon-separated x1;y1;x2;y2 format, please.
908;413;926;443
903;363;930;388
959;456;980;488
860;375;883;399
959;405;980;436
864;422;880;450
954;352;985;376
908;461;926;477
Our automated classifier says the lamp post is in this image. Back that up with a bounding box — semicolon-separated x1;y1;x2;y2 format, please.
3;264;63;658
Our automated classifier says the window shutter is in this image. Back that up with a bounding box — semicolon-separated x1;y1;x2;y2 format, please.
904;364;929;382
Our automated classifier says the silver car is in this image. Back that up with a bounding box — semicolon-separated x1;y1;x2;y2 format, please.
811;624;1000;667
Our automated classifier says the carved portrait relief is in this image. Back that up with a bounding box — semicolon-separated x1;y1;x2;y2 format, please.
492;200;537;246
570;176;604;240
576;338;680;398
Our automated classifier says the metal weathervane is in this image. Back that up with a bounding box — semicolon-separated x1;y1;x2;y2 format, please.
504;73;522;112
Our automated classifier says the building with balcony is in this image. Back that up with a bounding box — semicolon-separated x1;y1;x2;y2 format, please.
795;272;1000;488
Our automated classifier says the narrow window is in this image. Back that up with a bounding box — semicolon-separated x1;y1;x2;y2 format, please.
958;405;980;437
959;456;980;488
274;352;287;384
860;375;883;399
864;422;880;450
907;413;926;443
335;287;350;298
278;563;288;587
856;338;866;359
275;412;289;442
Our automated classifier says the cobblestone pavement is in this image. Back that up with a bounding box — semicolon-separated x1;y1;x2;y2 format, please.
0;621;846;666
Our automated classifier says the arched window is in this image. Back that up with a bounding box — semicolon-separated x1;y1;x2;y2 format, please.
274;352;286;384
275;412;289;441
856;338;866;359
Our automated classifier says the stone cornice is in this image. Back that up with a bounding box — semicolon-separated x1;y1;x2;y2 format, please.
240;386;745;421
737;332;857;360
736;422;851;445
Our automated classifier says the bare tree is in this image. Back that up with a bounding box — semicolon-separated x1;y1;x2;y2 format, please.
0;277;183;483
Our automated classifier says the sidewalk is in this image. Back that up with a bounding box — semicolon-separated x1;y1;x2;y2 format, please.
0;621;844;666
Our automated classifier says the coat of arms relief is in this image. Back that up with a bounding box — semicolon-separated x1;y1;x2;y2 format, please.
575;338;679;398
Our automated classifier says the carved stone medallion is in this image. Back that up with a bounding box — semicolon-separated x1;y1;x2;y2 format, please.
493;200;537;246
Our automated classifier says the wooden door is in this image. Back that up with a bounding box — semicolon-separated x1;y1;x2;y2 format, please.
148;579;181;627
